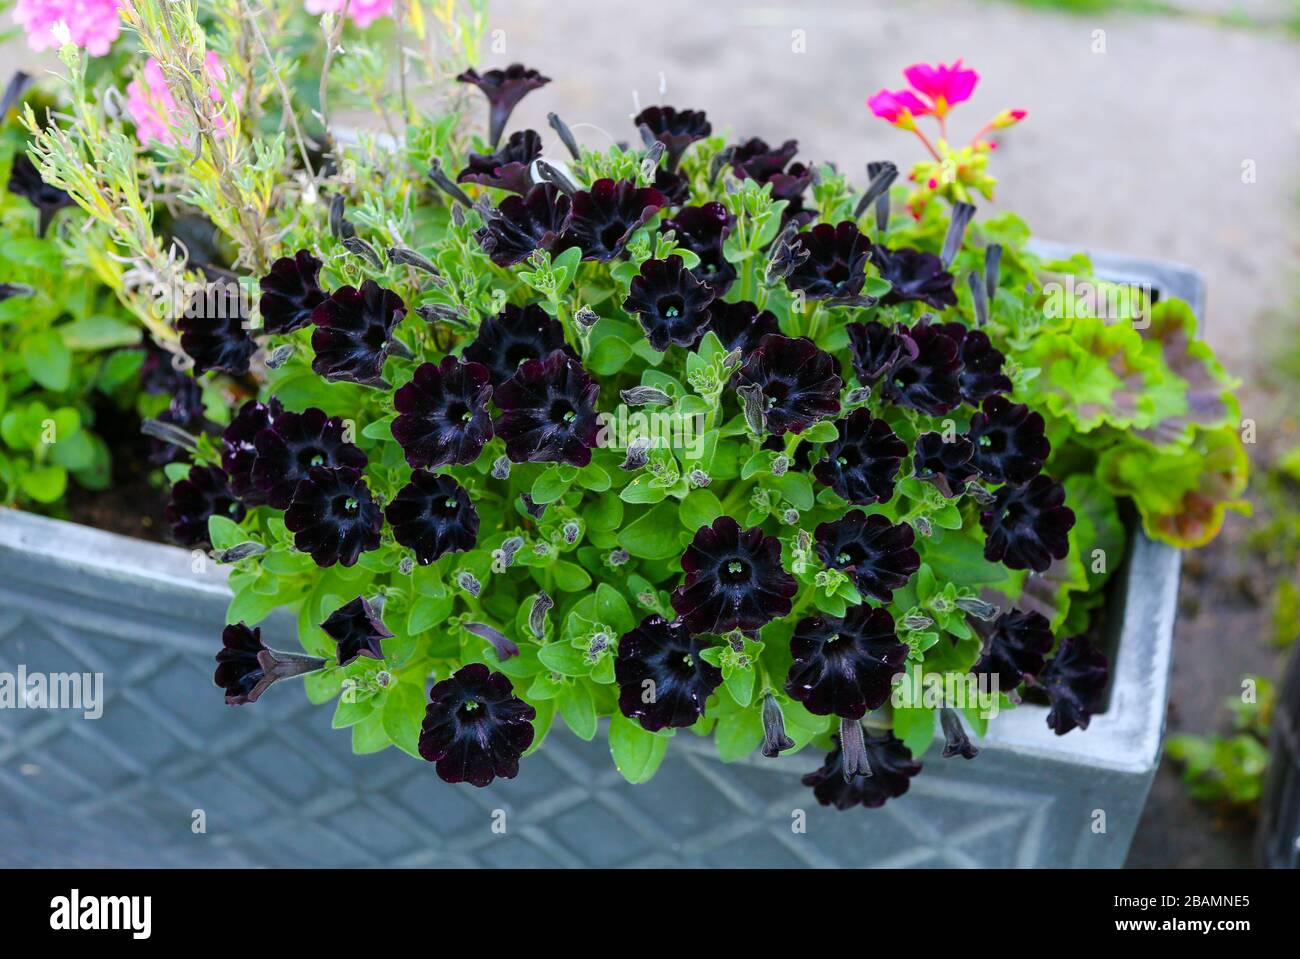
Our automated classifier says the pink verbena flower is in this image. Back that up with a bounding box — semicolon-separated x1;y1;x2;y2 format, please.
126;53;237;147
12;0;123;57
902;59;979;117
866;89;931;129
304;0;393;29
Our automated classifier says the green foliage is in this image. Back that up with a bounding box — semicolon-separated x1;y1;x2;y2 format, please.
1167;676;1274;811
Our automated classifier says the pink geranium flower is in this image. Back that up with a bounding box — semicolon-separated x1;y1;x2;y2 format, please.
126;53;237;147
12;0;123;57
866;89;931;129
902;59;979;117
304;0;393;29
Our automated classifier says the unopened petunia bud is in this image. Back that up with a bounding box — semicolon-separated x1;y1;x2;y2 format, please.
529;592;554;638
491;456;512;480
737;383;767;435
562;521;581;545
216;542;266;564
760;693;796;758
688;469;711;489
940;707;979;759
839;717;871;781
608;548;630;567
574;306;600;329
547;111;582;160
265;343;295;369
956;596;1000;622
429;158;472;207
463;622;519;661
457;571;482;597
620;438;650;471
620;386;672;407
771;455;790;477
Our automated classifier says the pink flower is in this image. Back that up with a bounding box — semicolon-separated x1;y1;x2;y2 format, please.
901;59;979;117
12;0;123;57
867;89;931;129
126;53;237;147
303;0;393;29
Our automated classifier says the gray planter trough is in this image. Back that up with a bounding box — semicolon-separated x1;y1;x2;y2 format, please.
0;248;1197;868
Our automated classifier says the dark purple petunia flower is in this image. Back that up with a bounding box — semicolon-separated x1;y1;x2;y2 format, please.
939;321;1012;403
493;350;601;466
177;283;257;376
392;356;494;468
815;510;920;603
651;166;691;205
259;250;327;335
728;137;813;217
475;183;571;267
7;153;74;237
671;515;797;634
310;280;407;386
661;202;735;295
812;409;907;505
284;466;383;568
802;732;922;809
622;254;716;351
558;178;666;261
462;302;577;387
846;320;917;386
967;395;1051;485
635;105;712;170
735;334;841;436
877;321;963;415
615;615;723;732
1038;634;1109;735
456;63;551;148
214;622;326;705
251;406;367;510
146;388;208;466
418;662;536;786
786;605;908;719
165;465;245;549
704;299;780;357
321;596;393;667
971;608;1054;691
385;471;480;565
981;474;1076;572
870;244;959;309
784;221;873;302
220;398;281;505
457;129;543;194
912;431;977;498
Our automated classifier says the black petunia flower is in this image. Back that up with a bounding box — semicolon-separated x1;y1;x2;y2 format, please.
786;604;908;719
615;615;723;732
493;350;601;466
165;465;245;548
385;471;480;565
462;302;577;387
728;137;813;217
661;202;735;295
802;732;922;810
475;183;571;267
456;63;551;149
652;166;691;205
971;608;1054;691
284;466;383;568
966;395;1050;485
623;254;716;351
939;321;1012;403
558;178;666;261
310;280;407;386
259;250;327;335
981;474;1076;572
815;510;920;603
252;407;367;510
392;357;494;468
812;409;906;505
220;398;281;505
321;596;393;667
912;431;977;498
214;622;326;706
735;334;841;436
847;320;917;385
870;244;959;309
784;221;872;302
418;662;536;786
705;299;780;357
457;129;543;194
7;153;74;237
877;321;963;415
671;515;797;634
1038;634;1109;735
177;283;256;376
635;106;712;170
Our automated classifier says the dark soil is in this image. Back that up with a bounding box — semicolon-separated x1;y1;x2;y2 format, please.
62;402;169;544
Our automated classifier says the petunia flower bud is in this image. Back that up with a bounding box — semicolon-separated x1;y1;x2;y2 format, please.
216;542;266;564
529;592;554;639
737;382;767;436
562;521;581;545
491;456;512;480
428;158;473;207
956;596;1001;622
620;437;651;471
608;548;630;567
688;469;711;489
464;622;520;661
839;717;871;781
548;111;582;160
620;386;672;407
387;247;443;277
457;571;482;597
760;693;796;758
940;201;976;268
574;306;600;329
940;707;979;759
